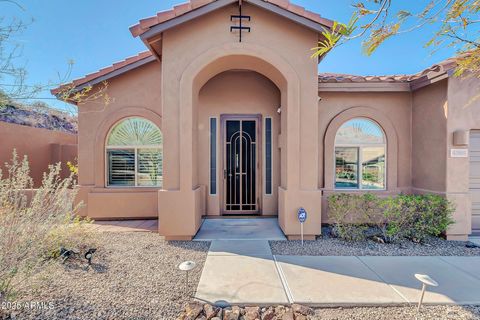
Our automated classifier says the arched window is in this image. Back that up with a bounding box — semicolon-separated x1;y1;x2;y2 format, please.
106;117;163;187
334;118;386;190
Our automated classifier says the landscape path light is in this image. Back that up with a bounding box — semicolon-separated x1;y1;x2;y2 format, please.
85;248;97;266
415;273;439;311
179;261;197;294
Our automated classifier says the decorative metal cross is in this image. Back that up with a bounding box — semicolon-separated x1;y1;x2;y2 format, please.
230;0;251;42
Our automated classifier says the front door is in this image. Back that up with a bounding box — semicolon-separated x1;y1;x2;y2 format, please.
222;115;261;214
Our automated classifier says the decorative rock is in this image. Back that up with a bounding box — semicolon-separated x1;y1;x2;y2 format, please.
204;304;220;320
185;302;203;320
211;318;222;320
291;304;314;316
275;305;286;316
293;313;307;320
261;307;276;320
244;306;260;320
281;309;294;320
232;306;244;316
176;312;187;320
224;307;240;320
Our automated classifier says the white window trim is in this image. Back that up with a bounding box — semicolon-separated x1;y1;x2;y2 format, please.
105;145;163;188
334;118;387;191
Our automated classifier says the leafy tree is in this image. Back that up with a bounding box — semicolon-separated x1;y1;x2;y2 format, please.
313;0;480;77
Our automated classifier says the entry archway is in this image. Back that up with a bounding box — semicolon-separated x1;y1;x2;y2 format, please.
178;42;302;193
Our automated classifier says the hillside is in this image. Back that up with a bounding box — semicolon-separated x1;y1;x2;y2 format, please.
0;103;77;134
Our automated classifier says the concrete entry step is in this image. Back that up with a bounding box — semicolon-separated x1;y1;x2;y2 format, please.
193;218;286;241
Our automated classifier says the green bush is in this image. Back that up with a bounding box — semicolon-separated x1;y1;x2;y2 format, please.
327;193;455;243
382;194;455;243
328;193;378;241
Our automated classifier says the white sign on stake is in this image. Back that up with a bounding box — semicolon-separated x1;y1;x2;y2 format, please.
297;208;307;246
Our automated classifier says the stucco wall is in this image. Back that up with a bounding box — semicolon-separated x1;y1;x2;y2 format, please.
446;74;480;238
317;91;412;221
159;2;323;238
197;70;281;215
412;80;448;192
0;122;77;187
76;60;162;218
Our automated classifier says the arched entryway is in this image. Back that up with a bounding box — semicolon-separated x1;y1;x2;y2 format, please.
181;46;299;221
158;42;322;239
198;70;281;216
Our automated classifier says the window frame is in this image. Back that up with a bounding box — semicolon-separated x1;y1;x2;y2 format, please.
105;117;163;188
264;117;273;195
209;117;217;195
334;118;387;191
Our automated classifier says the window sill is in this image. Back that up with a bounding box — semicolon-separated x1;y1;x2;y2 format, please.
93;187;162;193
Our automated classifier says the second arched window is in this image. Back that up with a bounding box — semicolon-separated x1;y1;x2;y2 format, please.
334;118;386;190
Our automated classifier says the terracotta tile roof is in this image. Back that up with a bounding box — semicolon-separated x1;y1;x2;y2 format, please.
52;51;461;98
318;57;459;84
51;51;154;96
129;0;334;37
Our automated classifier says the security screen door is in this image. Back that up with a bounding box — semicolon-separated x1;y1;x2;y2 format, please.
222;116;260;214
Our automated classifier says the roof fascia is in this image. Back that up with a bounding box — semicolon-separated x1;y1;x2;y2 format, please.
63;55;157;95
139;0;331;42
247;0;332;32
140;0;237;41
318;82;411;92
410;72;449;91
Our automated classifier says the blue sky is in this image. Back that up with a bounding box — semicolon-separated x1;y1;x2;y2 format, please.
2;0;457;111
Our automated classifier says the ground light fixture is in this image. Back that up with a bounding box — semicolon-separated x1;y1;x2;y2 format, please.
415;273;439;311
85;248;97;265
179;261;197;294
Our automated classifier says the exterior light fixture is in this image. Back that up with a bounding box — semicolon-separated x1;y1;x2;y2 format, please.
59;247;78;264
179;261;197;294
85;248;97;265
277;107;281;114
415;273;439;311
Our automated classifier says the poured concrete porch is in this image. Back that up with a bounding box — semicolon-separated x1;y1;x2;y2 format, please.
193;218;286;241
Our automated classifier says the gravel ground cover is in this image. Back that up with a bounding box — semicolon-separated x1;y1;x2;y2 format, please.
314;305;480;320
176;303;480;320
270;228;480;256
3;232;210;320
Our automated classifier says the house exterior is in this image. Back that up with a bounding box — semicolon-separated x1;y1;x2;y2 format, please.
53;0;480;240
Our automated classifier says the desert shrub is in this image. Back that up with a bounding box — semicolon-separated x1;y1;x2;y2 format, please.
0;151;94;300
382;194;455;243
43;215;96;259
381;194;420;242
328;193;455;243
328;193;373;241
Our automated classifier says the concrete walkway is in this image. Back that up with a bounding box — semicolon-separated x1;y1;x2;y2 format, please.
195;240;480;307
470;236;480;246
194;218;286;241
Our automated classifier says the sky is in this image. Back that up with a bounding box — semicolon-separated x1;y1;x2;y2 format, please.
2;0;458;111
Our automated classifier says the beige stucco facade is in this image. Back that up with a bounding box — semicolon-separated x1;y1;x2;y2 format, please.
58;0;480;240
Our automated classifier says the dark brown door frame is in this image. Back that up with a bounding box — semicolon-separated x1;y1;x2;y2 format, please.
220;114;262;215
